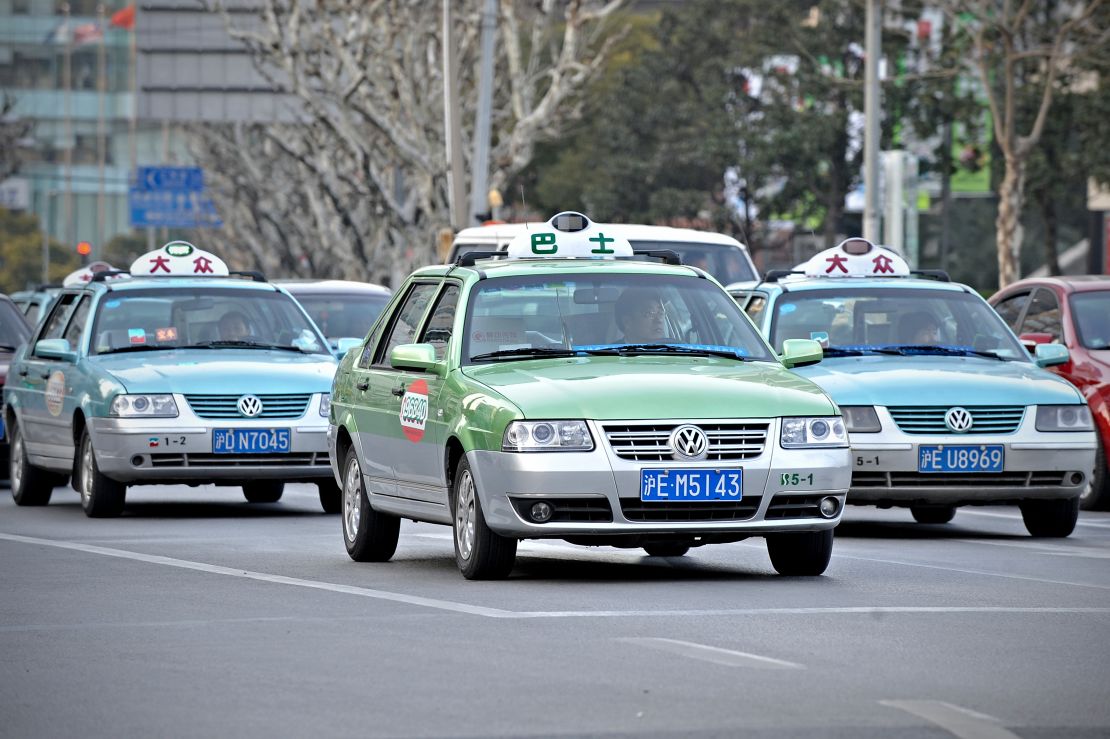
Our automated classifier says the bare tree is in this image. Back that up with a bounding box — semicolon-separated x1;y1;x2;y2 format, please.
193;0;625;283
0;94;31;181
950;0;1109;288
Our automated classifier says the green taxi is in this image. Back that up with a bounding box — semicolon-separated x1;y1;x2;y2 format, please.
328;213;852;579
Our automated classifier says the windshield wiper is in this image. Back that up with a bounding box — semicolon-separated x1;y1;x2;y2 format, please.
612;343;747;360
179;340;306;353
0;343;20;351
98;344;176;355
822;346;870;357
873;344;1011;361
470;347;577;362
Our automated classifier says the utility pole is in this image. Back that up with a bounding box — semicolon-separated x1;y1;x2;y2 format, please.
469;0;498;226
442;0;467;230
96;4;107;261
41;190;57;284
863;0;882;242
62;2;73;252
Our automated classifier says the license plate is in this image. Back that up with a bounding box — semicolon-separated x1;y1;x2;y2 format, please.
918;444;1004;473
212;428;290;454
640;468;742;501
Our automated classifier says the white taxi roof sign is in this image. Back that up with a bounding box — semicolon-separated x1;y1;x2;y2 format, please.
799;238;910;278
504;211;634;260
129;241;230;277
62;261;129;287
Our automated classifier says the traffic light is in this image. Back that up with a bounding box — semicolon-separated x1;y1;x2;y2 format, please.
76;241;92;256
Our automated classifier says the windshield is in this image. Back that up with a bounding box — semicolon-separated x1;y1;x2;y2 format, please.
290;292;390;341
627;240;757;284
769;287;1029;361
91;287;329;355
463;273;775;364
1070;291;1110;350
0;300;31;349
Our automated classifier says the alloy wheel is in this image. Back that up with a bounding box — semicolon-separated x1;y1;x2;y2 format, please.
455;469;476;561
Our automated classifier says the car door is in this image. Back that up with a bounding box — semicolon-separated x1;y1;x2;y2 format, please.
353;281;440;497
16;293;80;459
392;282;459;502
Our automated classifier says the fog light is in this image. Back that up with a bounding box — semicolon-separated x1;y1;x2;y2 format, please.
530;501;554;523
818;496;840;518
1070;472;1085;486
130;455;144;467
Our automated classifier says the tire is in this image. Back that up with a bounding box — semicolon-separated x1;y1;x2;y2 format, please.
1080;433;1109;511
77;428;126;518
242;480;284;503
317;479;341;514
643;543;690;557
341;447;399;562
766;528;834;576
452;457;516;580
1020;496;1079;538
9;420;62;506
911;505;957;524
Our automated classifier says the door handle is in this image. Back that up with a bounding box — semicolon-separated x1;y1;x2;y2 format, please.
38;371;50;379
18;368;28;377
391;384;406;397
355;379;370;391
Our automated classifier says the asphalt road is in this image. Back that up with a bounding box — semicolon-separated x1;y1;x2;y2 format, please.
2;482;1109;739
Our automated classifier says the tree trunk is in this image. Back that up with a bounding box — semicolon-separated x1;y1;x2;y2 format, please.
995;156;1026;288
1039;187;1061;276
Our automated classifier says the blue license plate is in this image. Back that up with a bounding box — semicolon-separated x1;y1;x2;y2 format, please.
640;468;742;501
0;415;4;441
918;444;1004;473
212;428;290;454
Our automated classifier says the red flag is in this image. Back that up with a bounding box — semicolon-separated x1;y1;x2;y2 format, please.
110;5;135;31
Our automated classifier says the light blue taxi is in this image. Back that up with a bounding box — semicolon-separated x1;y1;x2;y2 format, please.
729;238;1097;537
2;243;343;517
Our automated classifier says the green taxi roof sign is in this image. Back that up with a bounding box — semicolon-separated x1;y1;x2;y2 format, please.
799;238;910;278
129;241;230;277
504;211;634;260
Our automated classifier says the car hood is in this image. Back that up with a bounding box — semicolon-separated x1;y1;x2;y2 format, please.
462;356;836;419
94;349;337;394
794;355;1083;406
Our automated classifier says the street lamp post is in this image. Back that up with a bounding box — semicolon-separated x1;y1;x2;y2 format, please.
41;189;58;284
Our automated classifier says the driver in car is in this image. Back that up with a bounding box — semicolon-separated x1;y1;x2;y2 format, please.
615;288;668;343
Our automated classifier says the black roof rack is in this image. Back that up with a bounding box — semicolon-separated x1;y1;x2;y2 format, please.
762;269;804;283
90;270;130;282
230;270;268;282
630;249;681;266
457;250;509;267
910;269;950;282
457;249;683;268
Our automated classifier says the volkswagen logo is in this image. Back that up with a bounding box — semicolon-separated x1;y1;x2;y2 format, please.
670;424;709;461
237;394;263;418
944;407;973;433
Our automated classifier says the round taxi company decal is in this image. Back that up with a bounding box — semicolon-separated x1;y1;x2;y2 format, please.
399;379;429;442
45;371;66;417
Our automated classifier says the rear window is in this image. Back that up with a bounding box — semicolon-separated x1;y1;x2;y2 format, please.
628;241;756;284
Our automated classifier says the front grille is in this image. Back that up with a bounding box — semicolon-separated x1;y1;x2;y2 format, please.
766;494;825;519
620;497;762;522
852;470;1068;488
888;406;1025;435
184;394;312;419
603;422;769;461
509;497;613;523
149;452;329;468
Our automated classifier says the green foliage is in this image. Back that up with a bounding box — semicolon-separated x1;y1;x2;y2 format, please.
0;208;78;294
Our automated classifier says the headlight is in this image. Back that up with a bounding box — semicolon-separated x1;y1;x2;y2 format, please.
502;420;593;452
319;393;331;418
109;394;178;418
780;417;849;448
1035;405;1093;432
841;406;881;433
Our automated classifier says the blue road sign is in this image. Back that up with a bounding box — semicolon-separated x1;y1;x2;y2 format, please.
129;166;222;228
136;166;204;192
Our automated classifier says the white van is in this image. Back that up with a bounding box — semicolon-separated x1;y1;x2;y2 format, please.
447;221;759;283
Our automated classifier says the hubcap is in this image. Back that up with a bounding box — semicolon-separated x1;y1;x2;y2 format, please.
81;439;94;505
11;431;23;492
455;470;476;561
343;457;361;543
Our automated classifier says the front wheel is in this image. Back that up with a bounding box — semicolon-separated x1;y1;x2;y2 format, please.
1080;434;1109;511
342;448;399;562
766;529;834;576
242;481;283;503
9;421;62;506
453;458;516;580
911;505;956;524
1020;497;1079;538
78;429;126;518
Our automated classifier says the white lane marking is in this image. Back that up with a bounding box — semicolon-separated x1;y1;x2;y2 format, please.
514;606;1110;618
952;539;1110;559
958;509;1110;530
882;700;1020;739
833;551;1110;591
0;533;513;618
620;637;803;669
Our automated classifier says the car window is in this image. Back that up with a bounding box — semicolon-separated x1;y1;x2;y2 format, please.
463;273;775;364
1068;290;1110;350
0;300;31;348
290;292;390;341
35;293;78;347
61;296;91;349
374;282;439;366
1019;288;1063;342
768;287;1028;360
742;294;767;324
418;284;460;361
89;287;327;355
627;240;757;283
992;291;1030;330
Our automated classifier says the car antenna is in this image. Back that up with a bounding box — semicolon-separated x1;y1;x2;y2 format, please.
520;185;529;230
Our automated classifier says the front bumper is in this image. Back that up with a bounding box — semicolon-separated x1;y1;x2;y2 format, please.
466;419;851;539
847;407;1096;505
89;393;331;484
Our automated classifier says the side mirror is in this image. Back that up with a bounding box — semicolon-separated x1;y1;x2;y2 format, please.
1034;342;1069;368
389;343;440;373
780;338;823;369
335;337;361;356
34;338;77;363
1019;332;1053;353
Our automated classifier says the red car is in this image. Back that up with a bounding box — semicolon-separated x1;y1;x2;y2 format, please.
990;276;1110;509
